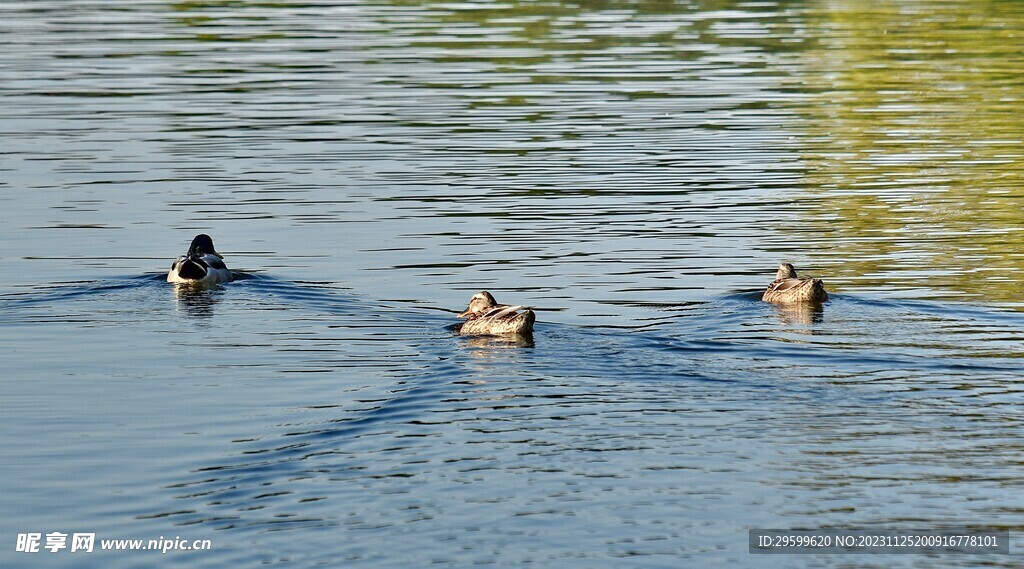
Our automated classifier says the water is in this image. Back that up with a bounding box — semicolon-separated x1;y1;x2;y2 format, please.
2;0;1024;567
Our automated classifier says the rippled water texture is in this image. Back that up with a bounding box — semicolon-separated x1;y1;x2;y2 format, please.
2;1;1023;567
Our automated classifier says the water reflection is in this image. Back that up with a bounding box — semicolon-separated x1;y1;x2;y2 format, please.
172;282;223;319
771;300;824;327
796;2;1024;305
461;332;536;351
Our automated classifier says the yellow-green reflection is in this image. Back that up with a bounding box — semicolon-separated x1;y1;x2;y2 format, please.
797;1;1024;305
387;0;804;71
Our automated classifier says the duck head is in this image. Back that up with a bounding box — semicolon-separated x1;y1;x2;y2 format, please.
776;262;798;280
458;291;497;318
188;234;224;259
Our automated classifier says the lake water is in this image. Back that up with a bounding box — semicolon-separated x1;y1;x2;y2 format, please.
2;0;1023;567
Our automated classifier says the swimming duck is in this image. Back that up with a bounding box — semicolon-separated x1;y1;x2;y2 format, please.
457;291;535;336
167;234;233;285
762;263;828;303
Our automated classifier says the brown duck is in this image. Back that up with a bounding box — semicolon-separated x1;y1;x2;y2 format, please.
762;263;828;303
457;291;535;336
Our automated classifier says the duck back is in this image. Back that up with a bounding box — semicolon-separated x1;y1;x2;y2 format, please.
762;278;828;303
460;308;535;336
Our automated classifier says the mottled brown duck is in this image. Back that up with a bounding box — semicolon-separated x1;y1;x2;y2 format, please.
762;263;828;303
457;291;535;336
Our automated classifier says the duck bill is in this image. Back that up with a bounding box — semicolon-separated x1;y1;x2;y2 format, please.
457;309;471;318
210;249;224;259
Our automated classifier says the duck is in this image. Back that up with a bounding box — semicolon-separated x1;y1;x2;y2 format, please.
457;291;535;336
762;262;828;303
167;234;233;285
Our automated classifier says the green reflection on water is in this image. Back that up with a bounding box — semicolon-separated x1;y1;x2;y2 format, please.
170;1;283;42
796;1;1024;305
387;0;805;65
